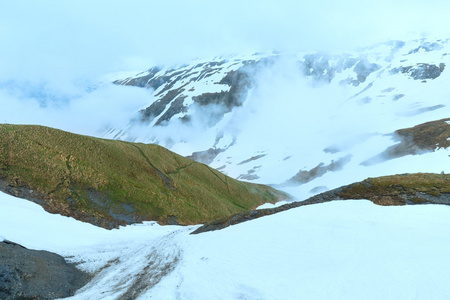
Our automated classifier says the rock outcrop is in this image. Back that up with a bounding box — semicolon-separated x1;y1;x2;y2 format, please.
192;173;450;234
0;241;90;299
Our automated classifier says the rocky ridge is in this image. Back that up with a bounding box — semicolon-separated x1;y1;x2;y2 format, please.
192;173;450;234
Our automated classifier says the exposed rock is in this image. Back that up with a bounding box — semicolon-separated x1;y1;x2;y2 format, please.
115;51;386;132
407;104;446;116
140;87;187;123
381;87;396;93
362;118;450;165
301;54;335;82
394;117;450;151
192;173;450;234
154;95;188;126
187;148;224;165
300;54;381;85
237;154;266;165
392;94;405;101
191;184;344;234
237;169;260;181
353;60;381;83
282;155;352;186
0;176;132;230
114;67;164;89
348;82;374;99
0;241;90;300
391;63;445;80
408;41;444;54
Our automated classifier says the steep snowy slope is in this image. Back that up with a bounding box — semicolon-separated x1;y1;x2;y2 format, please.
108;38;450;199
2;191;450;299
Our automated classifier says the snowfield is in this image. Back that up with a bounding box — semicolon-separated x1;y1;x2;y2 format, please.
104;38;450;202
1;38;450;299
2;191;450;299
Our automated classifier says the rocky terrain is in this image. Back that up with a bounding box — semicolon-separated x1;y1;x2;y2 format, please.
193;173;450;234
0;240;90;299
1;38;449;299
364;117;450;163
112;40;447;135
106;38;450;201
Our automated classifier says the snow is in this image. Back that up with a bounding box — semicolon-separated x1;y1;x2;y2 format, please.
160;201;450;300
2;191;450;299
192;39;450;199
2;38;450;299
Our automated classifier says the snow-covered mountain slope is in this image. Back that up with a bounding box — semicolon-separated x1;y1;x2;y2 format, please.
2;191;450;299
107;38;450;199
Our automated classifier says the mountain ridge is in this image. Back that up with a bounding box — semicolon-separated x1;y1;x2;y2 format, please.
107;38;450;200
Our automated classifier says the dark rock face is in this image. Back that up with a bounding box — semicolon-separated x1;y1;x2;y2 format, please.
136;66;254;127
391;63;445;80
115;53;385;132
208;69;252;109
0;242;90;300
112;40;447;142
0;177;134;230
141;87;187;124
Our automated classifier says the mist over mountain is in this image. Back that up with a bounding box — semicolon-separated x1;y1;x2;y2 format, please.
106;38;450;199
1;1;450;298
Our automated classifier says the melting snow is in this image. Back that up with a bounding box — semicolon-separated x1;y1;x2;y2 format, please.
2;192;450;299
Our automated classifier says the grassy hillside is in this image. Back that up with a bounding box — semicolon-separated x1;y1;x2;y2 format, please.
337;173;450;205
0;124;286;228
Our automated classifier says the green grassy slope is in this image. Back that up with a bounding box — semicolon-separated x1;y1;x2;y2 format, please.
337;173;450;205
0;124;286;228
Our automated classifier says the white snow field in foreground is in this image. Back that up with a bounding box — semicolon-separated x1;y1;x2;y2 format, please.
1;192;450;299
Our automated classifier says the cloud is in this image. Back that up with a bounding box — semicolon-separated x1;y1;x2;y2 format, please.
1;0;450;136
0;83;153;137
2;0;450;84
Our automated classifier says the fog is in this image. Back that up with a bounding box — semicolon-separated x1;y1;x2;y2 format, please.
0;83;153;136
1;0;450;135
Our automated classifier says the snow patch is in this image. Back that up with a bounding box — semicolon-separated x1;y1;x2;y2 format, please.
3;191;450;299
